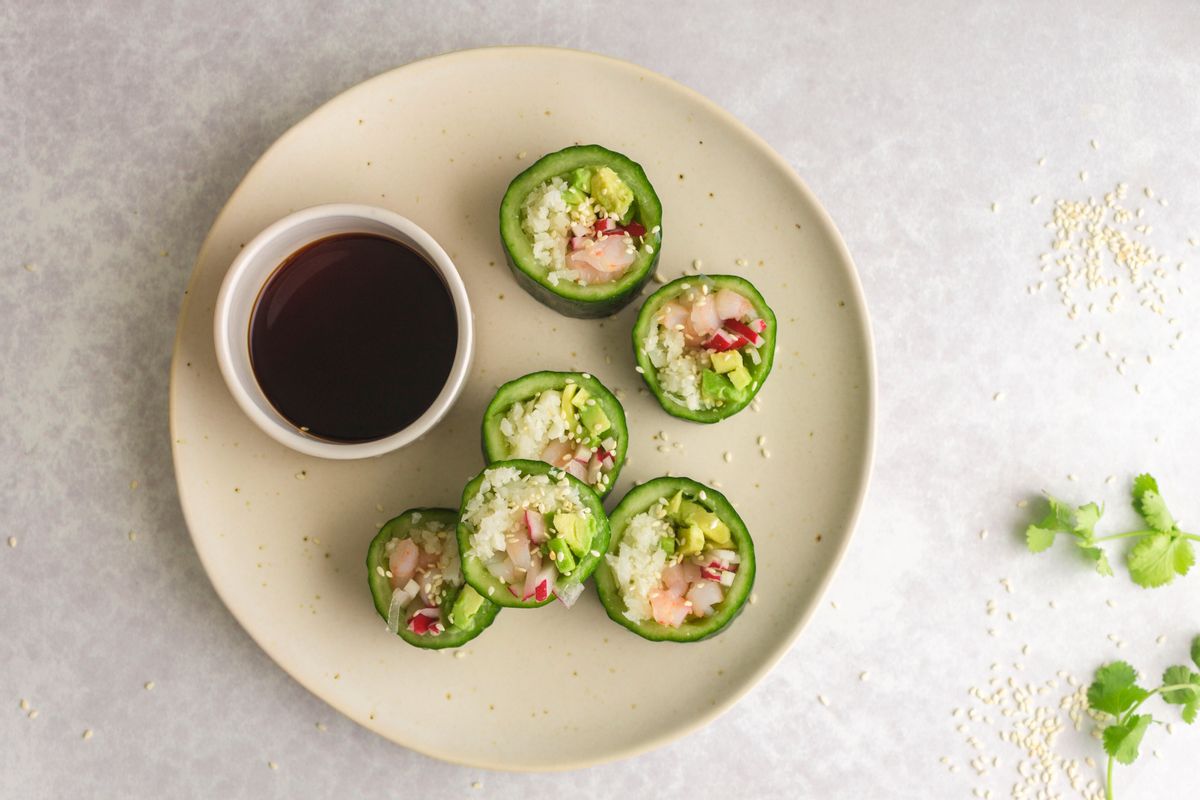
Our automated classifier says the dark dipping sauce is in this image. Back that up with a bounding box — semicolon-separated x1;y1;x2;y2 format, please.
249;233;458;443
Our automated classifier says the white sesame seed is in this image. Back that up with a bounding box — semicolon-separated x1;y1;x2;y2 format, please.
993;391;1005;402
723;451;733;463
692;259;702;271
268;761;278;770
979;529;989;540
1090;139;1099;150
991;202;999;213
82;729;93;740
859;671;870;682
144;681;155;690
817;694;830;707
6;536;15;548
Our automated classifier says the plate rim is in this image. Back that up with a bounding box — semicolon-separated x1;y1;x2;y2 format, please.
168;44;877;772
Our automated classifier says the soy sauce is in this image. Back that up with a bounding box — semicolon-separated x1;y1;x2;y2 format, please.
249;233;458;443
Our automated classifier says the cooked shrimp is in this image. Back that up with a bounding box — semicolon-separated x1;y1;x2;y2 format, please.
567;234;635;284
685;580;723;617
687;296;721;338
388;539;420;588
714;288;753;320
649;588;690;628
540;438;575;467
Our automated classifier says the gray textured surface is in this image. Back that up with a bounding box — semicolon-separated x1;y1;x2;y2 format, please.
3;1;1199;797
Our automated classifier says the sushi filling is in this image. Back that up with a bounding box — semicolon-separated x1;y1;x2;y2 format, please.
642;282;767;411
497;379;619;494
521;166;657;287
463;466;600;604
606;490;741;628
382;516;482;637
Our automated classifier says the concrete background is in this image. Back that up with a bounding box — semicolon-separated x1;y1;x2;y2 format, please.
3;1;1199;797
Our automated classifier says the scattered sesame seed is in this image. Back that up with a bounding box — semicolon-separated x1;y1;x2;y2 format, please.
144;681;155;690
634;366;644;374
1090;139;1099;150
19;699;29;711
653;271;667;284
6;536;15;548
817;694;830;707
28;709;38;719
749;593;758;605
1156;634;1167;645
1079;170;1088;182
692;259;703;271
472;781;483;790
316;722;327;731
991;202;999;213
1067;473;1077;481
1037;156;1046;166
268;761;278;770
82;729;93;740
723;451;733;463
859;671;870;682
735;258;748;267
129;480;139;490
993;391;1005;402
979;529;989;540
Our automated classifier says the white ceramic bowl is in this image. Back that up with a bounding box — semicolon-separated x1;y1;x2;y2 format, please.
213;204;473;459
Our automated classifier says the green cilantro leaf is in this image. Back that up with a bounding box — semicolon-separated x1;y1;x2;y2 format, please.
1132;473;1175;532
1088;662;1149;716
1193;635;1200;671
1127;533;1195;588
1102;714;1152;765
1161;666;1200;724
1074;502;1103;539
1046;496;1075;530
1079;544;1114;577
1026;524;1057;553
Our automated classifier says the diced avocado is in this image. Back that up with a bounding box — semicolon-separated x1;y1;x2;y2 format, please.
448;585;486;628
562;186;586;206
570;387;591;409
591;166;634;218
727;365;751;391
666;491;683;516
678;523;706;557
659;535;676;555
710;350;743;375
561;384;579;427
695;512;732;546
554;512;594;558
701;369;736;403
547;537;577;576
579;403;611;437
568;167;592;194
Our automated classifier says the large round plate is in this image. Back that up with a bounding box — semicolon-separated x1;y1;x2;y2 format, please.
170;46;874;771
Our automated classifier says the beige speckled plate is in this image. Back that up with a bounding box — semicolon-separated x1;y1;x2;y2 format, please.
169;46;874;771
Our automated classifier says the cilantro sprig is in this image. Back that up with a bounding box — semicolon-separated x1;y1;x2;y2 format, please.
1087;635;1200;799
1026;474;1198;587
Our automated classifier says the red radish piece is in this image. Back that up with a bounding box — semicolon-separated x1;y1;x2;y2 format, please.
750;318;767;334
522;553;543;600
624;221;646;237
525;510;548;544
594;218;612;232
408;607;440;634
700;567;723;581
724;318;763;346
704;330;742;352
524;562;555;602
506;537;532;570
564;459;588;481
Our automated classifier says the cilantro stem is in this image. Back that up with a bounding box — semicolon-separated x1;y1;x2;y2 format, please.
1106;755;1113;800
1088;529;1200;543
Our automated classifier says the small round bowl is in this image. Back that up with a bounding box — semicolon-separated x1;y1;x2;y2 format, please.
213;204;473;460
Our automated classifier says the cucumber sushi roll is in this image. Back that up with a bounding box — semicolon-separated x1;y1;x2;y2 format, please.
632;275;777;423
457;460;611;609
481;371;628;499
499;144;663;318
366;508;500;649
595;477;755;642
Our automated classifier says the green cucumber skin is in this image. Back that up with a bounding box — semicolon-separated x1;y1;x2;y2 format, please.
480;371;629;499
594;477;756;643
631;275;778;423
499;144;663;319
366;508;501;650
457;459;611;609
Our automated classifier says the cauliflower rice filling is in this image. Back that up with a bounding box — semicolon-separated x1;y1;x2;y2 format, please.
607;494;741;628
463;467;598;604
520;166;656;287
643;283;765;411
383;517;463;636
497;383;619;493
